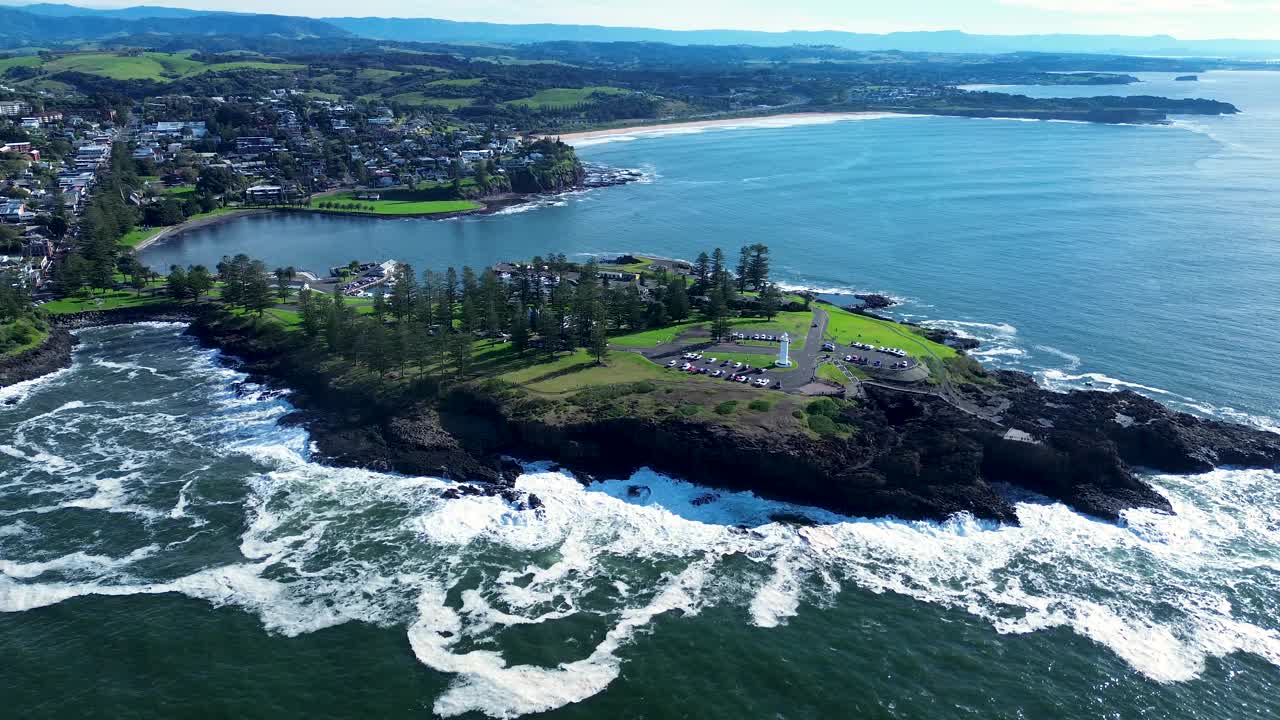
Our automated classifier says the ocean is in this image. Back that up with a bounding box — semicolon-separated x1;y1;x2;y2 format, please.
2;71;1278;718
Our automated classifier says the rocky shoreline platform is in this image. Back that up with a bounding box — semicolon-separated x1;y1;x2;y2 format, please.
11;305;1280;525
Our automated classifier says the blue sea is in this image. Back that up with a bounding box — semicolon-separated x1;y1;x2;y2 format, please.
142;71;1280;428
2;71;1278;719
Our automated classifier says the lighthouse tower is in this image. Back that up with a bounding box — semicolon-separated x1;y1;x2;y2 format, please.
776;332;792;367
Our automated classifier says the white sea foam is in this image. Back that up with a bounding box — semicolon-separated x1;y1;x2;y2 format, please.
919;319;1018;340
6;323;1280;718
1038;369;1179;397
969;347;1027;359
1034;344;1083;372
0;366;73;409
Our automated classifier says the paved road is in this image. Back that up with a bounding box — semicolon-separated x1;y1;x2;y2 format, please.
779;307;829;392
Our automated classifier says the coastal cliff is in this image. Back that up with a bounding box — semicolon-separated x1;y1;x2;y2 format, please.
178;310;1280;525
0;326;76;388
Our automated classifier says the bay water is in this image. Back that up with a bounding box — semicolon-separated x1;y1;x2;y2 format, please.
3;71;1279;718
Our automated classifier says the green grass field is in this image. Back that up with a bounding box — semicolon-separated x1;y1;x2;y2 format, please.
497;349;672;394
118;227;164;248
0;56;41;73
318;190;482;216
598;257;655;273
425;77;483;88
822;306;956;360
610;311;813;349
357;68;404;82
505;86;631;109
387;93;476;109
41;289;172;315
117;207;244;248
12;52;302;83
817;363;849;385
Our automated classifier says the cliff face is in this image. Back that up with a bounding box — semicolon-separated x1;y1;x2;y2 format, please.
163;312;1280;525
0;326;75;389
0;305;199;391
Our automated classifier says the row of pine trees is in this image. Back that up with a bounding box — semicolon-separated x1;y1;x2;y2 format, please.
169;244;789;380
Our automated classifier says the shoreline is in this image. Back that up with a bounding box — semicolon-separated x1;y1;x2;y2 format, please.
550;112;908;144
13;302;1280;525
131;181;637;255
131;209;276;252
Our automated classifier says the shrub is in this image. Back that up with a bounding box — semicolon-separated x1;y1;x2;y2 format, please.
792;409;804;419
806;397;841;417
567;381;657;405
714;400;738;415
808;413;839;436
748;399;771;412
678;404;700;417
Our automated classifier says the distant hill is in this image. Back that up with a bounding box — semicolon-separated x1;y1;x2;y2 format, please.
2;3;1278;58
326;16;1280;58
0;7;351;47
6;2;205;18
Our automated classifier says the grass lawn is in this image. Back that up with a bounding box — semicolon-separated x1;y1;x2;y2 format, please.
817;363;849;385
692;351;796;372
609;321;700;347
505;86;631;109
119;227;165;248
117;207;243;248
610;311;813;349
41;290;173;314
498;349;672;394
599;257;655;273
318;190;482;216
265;308;302;328
823;306;956;360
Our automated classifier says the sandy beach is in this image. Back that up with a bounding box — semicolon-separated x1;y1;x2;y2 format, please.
549;112;907;145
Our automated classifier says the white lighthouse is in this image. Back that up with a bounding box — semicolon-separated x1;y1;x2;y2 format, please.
776;332;792;367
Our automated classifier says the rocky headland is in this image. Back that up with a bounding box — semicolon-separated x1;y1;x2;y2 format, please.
172;308;1280;526
11;304;1278;525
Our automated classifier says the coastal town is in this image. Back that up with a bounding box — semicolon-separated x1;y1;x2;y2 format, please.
0;87;597;293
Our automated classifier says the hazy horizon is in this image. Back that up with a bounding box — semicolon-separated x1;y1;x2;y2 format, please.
3;0;1279;41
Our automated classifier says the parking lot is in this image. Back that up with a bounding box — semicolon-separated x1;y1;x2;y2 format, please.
667;352;781;389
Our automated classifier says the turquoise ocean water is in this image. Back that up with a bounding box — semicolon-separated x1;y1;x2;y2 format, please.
2;72;1279;718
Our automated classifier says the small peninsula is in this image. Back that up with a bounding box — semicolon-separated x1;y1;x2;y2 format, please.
17;249;1280;526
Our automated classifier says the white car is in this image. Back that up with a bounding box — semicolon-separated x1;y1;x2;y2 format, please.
733;362;743;369
706;357;717;364
710;369;723;378
667;360;678;367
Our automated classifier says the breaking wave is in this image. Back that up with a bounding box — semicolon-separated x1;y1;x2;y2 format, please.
4;324;1280;716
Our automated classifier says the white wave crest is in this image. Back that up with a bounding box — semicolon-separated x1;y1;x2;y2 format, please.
7;323;1280;718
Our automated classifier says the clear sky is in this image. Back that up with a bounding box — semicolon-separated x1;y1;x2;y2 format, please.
15;0;1280;40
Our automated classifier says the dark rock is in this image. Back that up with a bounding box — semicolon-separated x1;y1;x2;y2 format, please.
854;293;897;310
0;325;75;388
691;493;719;506
177;306;1280;528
